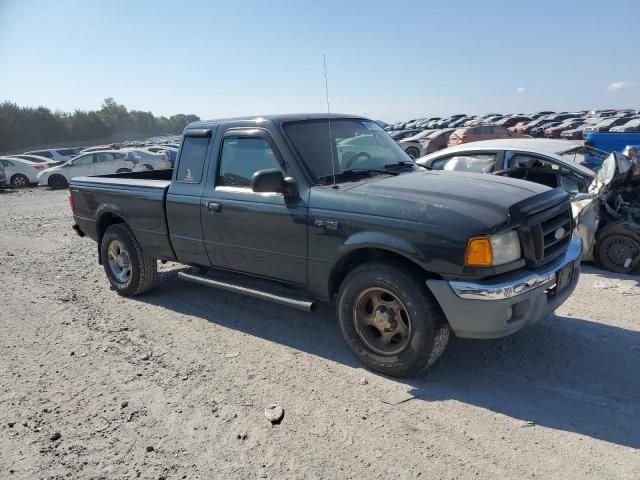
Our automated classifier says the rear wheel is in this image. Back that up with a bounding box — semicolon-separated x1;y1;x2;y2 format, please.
142;164;153;171
337;262;449;377
11;174;29;187
596;227;640;274
100;223;157;296
116;168;132;174
405;147;420;159
48;174;68;189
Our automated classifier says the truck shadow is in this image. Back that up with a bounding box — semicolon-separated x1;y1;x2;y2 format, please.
136;268;640;450
581;263;640;287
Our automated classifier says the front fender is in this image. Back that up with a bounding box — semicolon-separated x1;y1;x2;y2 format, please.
340;231;424;262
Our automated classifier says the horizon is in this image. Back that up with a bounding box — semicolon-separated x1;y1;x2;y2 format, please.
1;0;639;123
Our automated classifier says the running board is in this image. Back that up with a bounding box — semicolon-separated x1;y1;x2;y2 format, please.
177;271;317;312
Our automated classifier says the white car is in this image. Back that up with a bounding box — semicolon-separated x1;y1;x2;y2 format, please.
37;150;142;189
416;139;613;262
125;148;172;170
0;156;57;187
7;154;65;166
24;148;80;163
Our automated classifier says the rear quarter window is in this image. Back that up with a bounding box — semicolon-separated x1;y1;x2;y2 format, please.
176;136;209;183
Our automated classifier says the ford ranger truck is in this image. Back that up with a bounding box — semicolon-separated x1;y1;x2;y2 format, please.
69;114;582;377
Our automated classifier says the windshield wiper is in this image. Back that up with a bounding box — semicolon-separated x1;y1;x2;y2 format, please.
318;168;399;183
384;161;430;170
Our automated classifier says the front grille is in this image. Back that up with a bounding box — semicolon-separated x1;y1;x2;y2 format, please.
519;199;572;268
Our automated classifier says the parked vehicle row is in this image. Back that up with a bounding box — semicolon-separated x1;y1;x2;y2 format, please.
386;110;640;145
0;135;180;188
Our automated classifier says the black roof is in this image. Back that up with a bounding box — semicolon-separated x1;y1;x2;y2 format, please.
186;113;367;130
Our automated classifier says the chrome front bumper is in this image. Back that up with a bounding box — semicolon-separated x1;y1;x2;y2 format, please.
450;234;582;300
426;235;582;339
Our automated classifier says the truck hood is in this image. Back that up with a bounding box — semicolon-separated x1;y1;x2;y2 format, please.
313;170;551;233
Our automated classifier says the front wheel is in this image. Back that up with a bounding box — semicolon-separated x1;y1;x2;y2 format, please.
48;174;68;189
595;227;640;274
405;147;420;159
116;168;132;174
100;223;157;296
337;262;449;377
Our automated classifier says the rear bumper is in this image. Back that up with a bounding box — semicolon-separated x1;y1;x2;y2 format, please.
427;235;582;339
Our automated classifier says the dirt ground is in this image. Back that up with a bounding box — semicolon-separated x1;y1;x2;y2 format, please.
1;187;639;480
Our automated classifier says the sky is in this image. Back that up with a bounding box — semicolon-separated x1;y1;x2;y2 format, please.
1;0;639;122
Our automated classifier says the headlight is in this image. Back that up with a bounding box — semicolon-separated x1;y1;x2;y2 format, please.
465;231;521;267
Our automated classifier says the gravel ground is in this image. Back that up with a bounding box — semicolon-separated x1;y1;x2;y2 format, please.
1;187;639;480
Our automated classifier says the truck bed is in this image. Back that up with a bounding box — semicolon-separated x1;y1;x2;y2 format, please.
69;169;176;261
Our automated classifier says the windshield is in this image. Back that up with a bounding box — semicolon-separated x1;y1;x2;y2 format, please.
283;118;413;183
557;145;609;169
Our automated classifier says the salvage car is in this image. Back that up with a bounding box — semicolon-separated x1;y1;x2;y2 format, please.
417;140;637;272
69;114;582;377
396;129;437;158
0;156;56;187
448;125;522;146
38;150;144;188
610;118;640;133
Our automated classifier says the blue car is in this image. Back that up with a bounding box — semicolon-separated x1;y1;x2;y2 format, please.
585;132;640;156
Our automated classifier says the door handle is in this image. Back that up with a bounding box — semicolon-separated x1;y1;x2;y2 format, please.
207;201;222;213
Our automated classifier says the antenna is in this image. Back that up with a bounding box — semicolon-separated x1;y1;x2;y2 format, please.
323;54;337;188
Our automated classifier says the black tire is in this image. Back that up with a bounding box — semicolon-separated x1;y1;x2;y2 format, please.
116;168;132;174
11;174;30;188
100;223;157;296
142;164;154;171
336;262;449;377
48;174;68;189
405;147;420;159
595;225;640;274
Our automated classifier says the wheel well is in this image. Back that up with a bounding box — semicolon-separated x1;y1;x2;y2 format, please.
328;248;441;299
98;213;125;243
96;213;126;265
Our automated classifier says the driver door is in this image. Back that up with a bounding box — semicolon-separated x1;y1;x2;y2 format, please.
200;129;308;284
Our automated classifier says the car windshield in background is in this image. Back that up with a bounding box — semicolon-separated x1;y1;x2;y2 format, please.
557;145;609;168
283;118;412;184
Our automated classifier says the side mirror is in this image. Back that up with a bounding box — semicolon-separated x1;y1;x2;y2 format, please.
251;169;299;199
252;169;285;193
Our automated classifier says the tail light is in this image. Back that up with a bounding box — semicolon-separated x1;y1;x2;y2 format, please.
69;194;75;212
33;165;46;171
584;140;593;147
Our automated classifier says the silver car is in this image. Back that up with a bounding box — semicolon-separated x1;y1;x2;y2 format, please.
416;139;609;263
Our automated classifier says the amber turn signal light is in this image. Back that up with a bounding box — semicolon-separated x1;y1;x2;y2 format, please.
465;237;493;267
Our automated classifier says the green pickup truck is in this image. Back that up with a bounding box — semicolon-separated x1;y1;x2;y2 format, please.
69;114;582;377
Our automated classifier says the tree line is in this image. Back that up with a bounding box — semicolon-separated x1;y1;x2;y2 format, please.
0;98;200;152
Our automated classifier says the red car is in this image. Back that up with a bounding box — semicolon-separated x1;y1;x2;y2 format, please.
448;125;526;147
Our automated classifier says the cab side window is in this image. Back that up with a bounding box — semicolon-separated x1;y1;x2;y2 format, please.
217;138;281;189
177;136;209;184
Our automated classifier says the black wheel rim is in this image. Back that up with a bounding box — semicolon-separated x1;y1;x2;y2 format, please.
601;235;640;271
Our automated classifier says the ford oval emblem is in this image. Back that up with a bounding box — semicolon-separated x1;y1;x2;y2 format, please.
554;227;566;240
